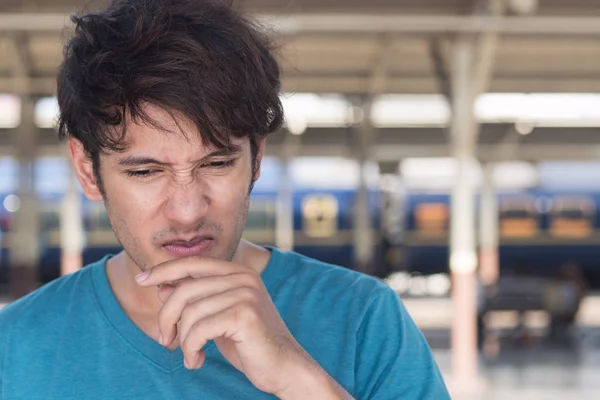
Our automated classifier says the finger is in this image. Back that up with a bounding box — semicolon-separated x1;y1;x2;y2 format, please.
181;305;249;369
177;287;258;348
158;273;258;345
158;283;177;304
185;349;206;370
135;256;249;287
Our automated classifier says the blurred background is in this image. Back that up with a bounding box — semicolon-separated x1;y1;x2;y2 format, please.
2;0;600;398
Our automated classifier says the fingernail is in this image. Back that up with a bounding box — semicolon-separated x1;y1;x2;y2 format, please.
157;331;163;345
135;270;150;283
184;359;190;369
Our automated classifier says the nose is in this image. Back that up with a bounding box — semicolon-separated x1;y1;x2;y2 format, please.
163;180;210;228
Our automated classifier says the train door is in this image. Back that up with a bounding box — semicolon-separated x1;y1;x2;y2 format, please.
498;195;542;275
301;194;339;238
295;193;349;267
403;198;450;275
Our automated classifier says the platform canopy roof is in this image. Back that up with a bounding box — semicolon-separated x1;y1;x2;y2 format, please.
0;0;600;163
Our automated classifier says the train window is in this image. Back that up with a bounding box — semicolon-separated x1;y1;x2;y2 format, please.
499;197;538;238
414;203;448;236
245;200;276;230
302;194;339;238
39;208;60;232
550;196;595;238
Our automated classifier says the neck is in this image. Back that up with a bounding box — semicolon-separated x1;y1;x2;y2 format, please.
105;240;271;341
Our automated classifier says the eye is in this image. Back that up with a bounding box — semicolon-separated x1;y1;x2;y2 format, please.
206;159;236;168
125;170;158;178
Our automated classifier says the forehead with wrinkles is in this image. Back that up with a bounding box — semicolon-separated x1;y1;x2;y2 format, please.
105;104;245;165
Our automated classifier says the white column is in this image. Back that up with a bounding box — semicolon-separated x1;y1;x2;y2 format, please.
275;161;294;252
60;163;84;275
479;163;499;286
275;133;299;252
449;36;480;390
353;162;373;273
10;96;39;298
353;99;375;274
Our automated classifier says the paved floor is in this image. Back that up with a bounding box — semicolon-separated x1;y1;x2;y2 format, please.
411;296;600;399
435;340;600;399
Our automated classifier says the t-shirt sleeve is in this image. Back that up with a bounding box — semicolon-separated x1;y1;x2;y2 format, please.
354;286;451;399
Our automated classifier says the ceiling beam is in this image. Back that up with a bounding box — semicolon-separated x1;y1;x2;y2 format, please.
428;37;452;103
3;13;600;35
2;141;600;163
7;32;33;93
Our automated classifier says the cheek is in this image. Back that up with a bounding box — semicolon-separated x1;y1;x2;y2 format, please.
207;174;249;210
105;177;162;221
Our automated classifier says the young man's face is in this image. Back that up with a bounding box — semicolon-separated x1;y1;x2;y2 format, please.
71;104;263;272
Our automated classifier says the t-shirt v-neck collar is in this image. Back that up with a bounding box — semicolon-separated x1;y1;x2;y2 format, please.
90;248;285;372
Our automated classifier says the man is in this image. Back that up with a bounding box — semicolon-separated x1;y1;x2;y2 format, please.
0;0;450;398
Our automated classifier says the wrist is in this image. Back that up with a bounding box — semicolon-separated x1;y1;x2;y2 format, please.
275;355;351;400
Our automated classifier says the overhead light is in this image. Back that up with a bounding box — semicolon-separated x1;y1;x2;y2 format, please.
0;95;21;128
515;121;535;135
507;0;539;15
285;114;307;135
35;97;59;129
3;194;20;213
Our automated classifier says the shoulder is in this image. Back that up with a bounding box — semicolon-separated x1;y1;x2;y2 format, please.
271;247;392;298
0;260;100;336
268;248;401;326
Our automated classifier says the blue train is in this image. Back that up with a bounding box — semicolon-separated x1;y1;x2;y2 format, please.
0;156;383;284
2;156;600;287
395;161;600;287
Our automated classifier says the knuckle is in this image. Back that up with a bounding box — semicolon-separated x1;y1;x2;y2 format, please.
240;271;260;288
235;302;257;324
180;304;193;322
238;287;259;303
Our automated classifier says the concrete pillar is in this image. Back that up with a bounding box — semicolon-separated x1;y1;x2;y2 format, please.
60;163;84;275
275;133;300;252
479;163;499;286
354;162;373;273
275;161;294;252
353;99;375;274
10;96;39;298
449;37;480;391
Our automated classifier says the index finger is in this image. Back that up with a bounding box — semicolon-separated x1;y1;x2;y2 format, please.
135;256;245;286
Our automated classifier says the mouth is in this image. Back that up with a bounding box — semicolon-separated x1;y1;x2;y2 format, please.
161;236;215;257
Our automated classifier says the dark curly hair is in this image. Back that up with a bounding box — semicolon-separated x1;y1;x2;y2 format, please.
57;0;284;193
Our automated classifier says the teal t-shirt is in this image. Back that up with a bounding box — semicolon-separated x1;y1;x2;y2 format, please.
0;248;449;399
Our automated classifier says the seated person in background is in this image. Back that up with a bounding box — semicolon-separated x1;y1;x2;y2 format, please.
549;263;588;340
0;0;449;398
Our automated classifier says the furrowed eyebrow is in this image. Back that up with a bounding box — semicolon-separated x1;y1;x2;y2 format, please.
205;144;243;158
117;156;169;167
116;144;243;167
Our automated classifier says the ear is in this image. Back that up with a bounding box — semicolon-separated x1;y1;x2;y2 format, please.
253;138;266;182
68;138;104;202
